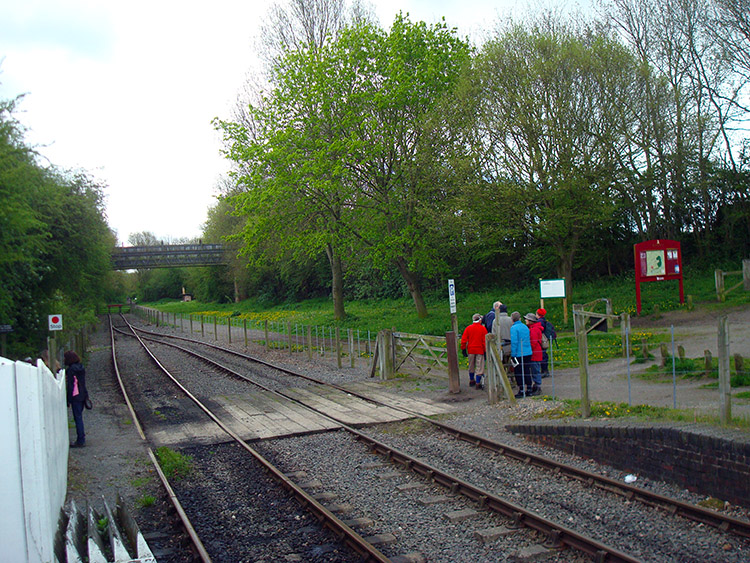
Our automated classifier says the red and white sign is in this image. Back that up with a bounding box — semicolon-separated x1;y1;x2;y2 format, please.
634;239;684;314
48;314;63;331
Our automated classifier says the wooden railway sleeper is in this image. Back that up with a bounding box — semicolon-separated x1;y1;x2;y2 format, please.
544;528;564;549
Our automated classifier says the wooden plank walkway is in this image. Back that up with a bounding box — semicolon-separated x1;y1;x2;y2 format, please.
148;382;456;447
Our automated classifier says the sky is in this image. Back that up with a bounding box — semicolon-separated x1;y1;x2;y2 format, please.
0;0;587;246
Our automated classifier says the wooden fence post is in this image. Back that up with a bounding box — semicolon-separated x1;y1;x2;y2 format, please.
378;330;393;380
227;318;232;344
704;349;713;378
307;326;312;360
715;268;725;301
264;320;269;351
335;326;342;368
574;304;591;418
349;329;355;368
744;259;750;291
734;354;744;377
620;313;630;357
446;331;460;394
244;319;248;348
718;316;731;425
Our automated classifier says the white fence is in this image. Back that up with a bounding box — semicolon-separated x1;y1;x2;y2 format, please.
0;357;68;563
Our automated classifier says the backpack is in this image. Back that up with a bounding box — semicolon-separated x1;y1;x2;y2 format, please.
542;318;557;342
541;333;549;349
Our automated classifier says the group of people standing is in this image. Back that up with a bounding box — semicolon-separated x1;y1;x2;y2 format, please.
460;302;552;399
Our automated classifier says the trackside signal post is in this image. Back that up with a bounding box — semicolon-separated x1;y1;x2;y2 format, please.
634;239;684;314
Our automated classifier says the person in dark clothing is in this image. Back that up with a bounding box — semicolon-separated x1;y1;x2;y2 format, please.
64;350;88;447
537;308;551;377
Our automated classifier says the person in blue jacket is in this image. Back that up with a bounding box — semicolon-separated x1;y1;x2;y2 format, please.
510;311;533;398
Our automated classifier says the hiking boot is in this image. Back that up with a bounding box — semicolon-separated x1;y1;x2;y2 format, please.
469;380;476;387
476;383;484;390
514;391;527;399
530;387;542;396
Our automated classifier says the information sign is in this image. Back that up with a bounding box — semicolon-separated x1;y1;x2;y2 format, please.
634;239;684;314
540;279;566;299
448;279;457;314
48;314;63;331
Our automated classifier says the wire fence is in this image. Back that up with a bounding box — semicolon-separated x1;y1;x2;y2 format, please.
133;306;749;422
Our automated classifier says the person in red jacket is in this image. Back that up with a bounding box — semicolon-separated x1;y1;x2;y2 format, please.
525;313;543;396
460;313;488;389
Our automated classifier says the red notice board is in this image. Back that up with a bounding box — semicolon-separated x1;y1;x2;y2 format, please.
634;239;684;314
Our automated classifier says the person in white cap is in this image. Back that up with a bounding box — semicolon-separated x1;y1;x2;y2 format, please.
460;313;488;389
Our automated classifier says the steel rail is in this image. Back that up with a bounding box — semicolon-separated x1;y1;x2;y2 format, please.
123;321;643;562
114;315;391;563
128;322;750;540
108;315;213;562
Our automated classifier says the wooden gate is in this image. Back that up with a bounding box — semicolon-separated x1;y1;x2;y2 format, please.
392;332;447;375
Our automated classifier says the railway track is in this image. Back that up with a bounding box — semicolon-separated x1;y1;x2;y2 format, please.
111;314;750;562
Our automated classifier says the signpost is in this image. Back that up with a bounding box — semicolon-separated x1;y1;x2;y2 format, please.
48;314;63;331
634;240;684;314
539;278;568;325
448;278;460;356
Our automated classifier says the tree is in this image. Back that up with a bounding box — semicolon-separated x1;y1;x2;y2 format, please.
332;15;472;317
602;0;747;259
218;15;471;319
0;93;114;356
472;18;639;298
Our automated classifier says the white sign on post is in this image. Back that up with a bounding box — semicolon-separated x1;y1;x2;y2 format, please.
448;279;457;314
540;279;566;299
48;314;63;331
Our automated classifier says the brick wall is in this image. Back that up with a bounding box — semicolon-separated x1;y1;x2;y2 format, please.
506;423;750;508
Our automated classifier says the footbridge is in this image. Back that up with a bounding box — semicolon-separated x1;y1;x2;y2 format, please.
111;244;230;270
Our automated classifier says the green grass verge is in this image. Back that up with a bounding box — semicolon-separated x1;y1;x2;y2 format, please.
140;267;750;338
536;398;750;428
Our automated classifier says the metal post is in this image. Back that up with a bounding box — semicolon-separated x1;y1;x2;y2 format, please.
227;317;232;344
672;325;677;410
288;321;292;354
264;320;269;351
244;319;247;348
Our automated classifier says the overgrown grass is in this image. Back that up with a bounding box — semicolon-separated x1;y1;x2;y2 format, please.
155;447;193;480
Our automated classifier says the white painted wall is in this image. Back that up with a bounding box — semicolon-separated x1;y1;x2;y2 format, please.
0;358;68;563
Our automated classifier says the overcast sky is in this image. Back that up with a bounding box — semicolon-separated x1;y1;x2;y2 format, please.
1;0;587;245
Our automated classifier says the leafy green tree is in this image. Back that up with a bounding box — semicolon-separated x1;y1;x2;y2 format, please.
0;94;114;356
472;18;639;298
218;15;471;319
